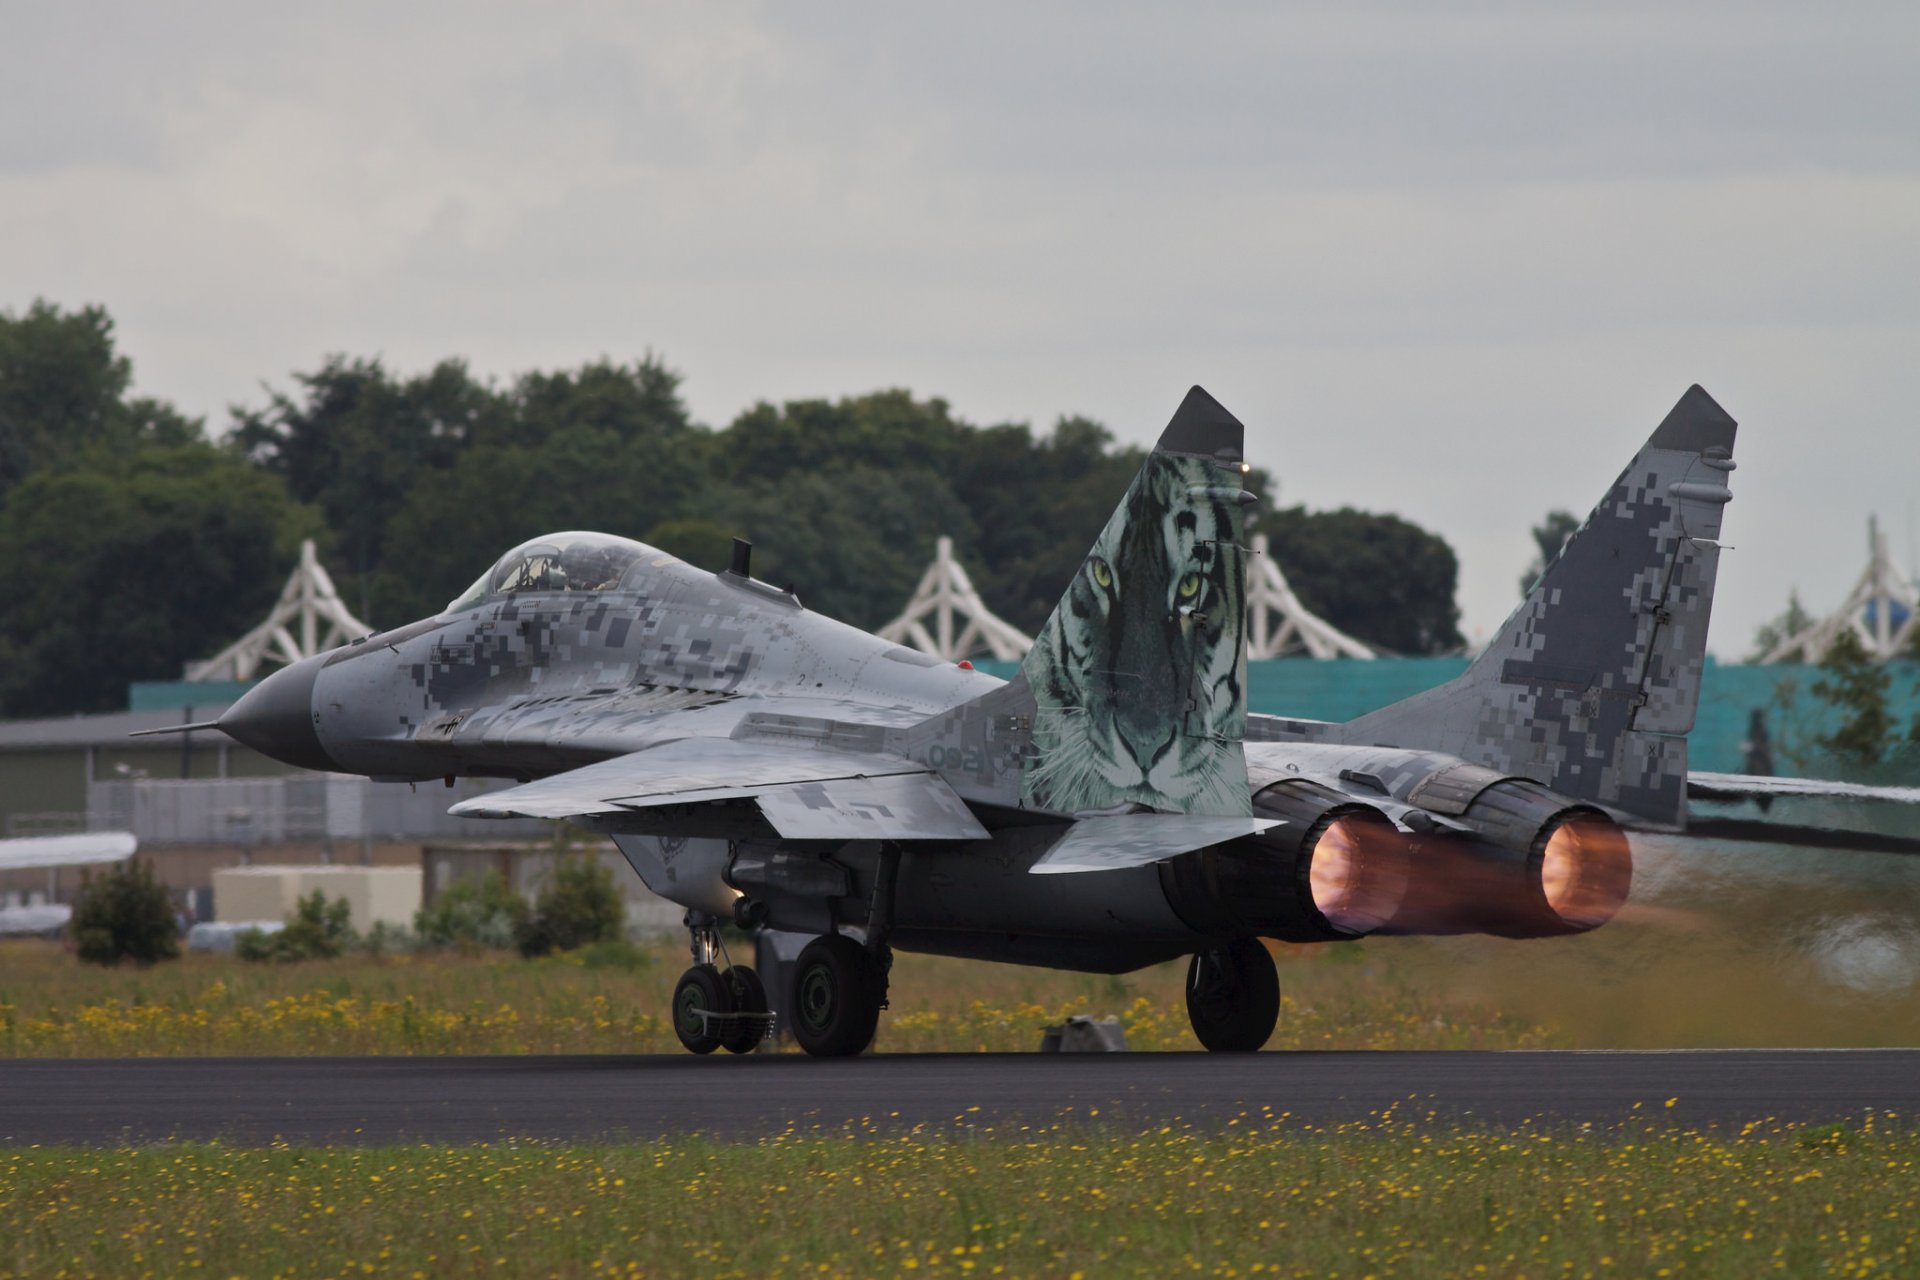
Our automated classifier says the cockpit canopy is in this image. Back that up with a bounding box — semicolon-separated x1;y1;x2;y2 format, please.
443;532;657;613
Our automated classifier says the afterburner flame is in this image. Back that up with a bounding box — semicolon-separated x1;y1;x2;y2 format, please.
1307;815;1410;935
1539;817;1633;929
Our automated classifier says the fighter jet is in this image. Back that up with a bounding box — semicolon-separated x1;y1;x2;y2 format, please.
156;385;1920;1056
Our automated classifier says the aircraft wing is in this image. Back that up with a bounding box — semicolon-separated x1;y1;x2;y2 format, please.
449;738;990;841
1687;772;1920;805
1030;815;1283;874
1684;771;1920;855
0;832;137;872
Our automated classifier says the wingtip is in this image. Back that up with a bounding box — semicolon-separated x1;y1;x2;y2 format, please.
1650;384;1737;453
1154;385;1245;461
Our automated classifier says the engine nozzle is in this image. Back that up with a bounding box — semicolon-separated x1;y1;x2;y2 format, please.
1159;779;1411;943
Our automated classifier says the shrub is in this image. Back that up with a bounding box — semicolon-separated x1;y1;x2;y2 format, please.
68;858;179;966
414;872;527;950
233;926;279;962
237;891;355;962
358;919;415;956
515;857;624;958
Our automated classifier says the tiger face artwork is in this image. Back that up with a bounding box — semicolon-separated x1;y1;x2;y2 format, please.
1019;450;1251;817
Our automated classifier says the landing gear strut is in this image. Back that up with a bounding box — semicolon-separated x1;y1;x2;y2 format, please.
1185;937;1279;1053
672;911;773;1055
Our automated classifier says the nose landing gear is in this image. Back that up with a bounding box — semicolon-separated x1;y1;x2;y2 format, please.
672;911;774;1055
1185;937;1279;1053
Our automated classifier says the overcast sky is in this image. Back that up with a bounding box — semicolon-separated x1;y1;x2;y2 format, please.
4;2;1916;653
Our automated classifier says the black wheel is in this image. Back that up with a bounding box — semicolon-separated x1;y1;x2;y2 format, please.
1185;938;1279;1053
789;934;882;1058
673;963;732;1055
721;965;769;1055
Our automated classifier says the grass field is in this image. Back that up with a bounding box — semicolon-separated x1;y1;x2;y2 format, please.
6;848;1920;1057
0;934;1553;1056
3;1118;1913;1278
4;839;1919;1276
3;828;1917;1058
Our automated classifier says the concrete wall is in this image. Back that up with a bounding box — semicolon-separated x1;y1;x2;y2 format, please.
213;865;424;931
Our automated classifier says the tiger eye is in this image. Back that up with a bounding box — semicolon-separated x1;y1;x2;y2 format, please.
1178;572;1201;599
1091;559;1112;589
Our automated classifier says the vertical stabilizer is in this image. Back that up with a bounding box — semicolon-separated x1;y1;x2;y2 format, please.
1343;385;1738;827
1018;386;1256;817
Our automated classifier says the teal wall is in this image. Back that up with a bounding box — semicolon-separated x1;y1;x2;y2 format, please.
129;680;255;712
973;658;1920;776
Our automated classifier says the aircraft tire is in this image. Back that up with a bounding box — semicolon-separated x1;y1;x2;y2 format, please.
721;965;769;1054
1185;938;1279;1053
789;934;882;1058
672;963;733;1055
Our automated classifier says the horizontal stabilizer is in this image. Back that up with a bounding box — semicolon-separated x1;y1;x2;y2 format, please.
1030;814;1282;875
0;832;137;872
450;738;989;841
1687;772;1920;806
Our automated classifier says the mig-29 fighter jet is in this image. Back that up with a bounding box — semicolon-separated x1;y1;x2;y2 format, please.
159;385;1920;1056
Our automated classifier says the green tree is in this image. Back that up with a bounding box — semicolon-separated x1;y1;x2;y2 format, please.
1261;506;1465;654
642;518;739;572
955;416;1154;633
719;388;972;487
0;299;199;505
352;359;711;622
1810;629;1900;771
1519;509;1581;596
0;444;319;715
515;857;624;958
1749;591;1815;662
695;396;1280;636
415;872;528;950
237;891;356;962
716;464;977;629
69;859;179;966
230;357;509;621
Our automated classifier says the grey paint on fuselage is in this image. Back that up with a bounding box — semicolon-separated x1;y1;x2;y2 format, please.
314;553;1005;789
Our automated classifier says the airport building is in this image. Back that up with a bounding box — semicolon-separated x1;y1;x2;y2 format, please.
0;696;671;928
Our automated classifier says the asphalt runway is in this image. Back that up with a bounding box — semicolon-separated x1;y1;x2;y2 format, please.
4;1049;1918;1145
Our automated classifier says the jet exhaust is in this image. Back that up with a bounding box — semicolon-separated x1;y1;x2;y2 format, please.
1160;779;1412;942
1535;814;1633;931
1387;779;1633;939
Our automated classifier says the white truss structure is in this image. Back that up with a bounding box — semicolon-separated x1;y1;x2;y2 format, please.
1760;516;1919;665
878;536;1033;662
1246;534;1376;660
186;540;376;682
882;533;1375;663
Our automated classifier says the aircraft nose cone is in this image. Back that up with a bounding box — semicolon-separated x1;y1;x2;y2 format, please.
219;652;339;772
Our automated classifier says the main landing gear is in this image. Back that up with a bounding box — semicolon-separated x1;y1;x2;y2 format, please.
672;912;773;1055
1185;937;1280;1053
788;841;901;1058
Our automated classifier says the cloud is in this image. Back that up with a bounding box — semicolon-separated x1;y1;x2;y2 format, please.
2;1;1916;649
